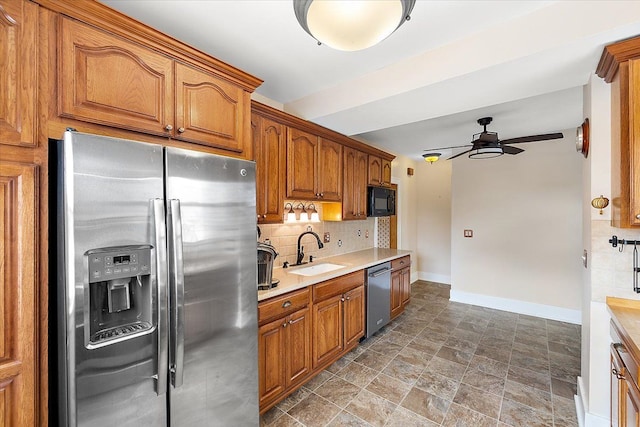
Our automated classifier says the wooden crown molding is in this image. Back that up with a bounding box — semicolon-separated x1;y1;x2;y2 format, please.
597;35;640;83
251;101;396;161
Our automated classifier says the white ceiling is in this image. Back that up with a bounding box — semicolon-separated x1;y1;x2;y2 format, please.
102;0;640;161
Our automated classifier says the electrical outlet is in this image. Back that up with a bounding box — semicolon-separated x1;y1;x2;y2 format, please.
337;239;343;247
365;230;369;238
323;232;330;243
464;229;473;238
307;225;312;232
357;229;361;237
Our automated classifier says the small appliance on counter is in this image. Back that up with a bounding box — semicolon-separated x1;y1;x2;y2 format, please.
257;242;279;290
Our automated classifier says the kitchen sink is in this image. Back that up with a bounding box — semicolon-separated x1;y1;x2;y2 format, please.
288;263;345;276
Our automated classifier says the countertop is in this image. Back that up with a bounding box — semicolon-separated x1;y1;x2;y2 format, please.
258;248;412;301
607;297;640;363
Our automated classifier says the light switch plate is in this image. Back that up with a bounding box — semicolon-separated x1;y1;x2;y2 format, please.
464;229;473;238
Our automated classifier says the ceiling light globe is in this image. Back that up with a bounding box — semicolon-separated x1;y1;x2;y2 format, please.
294;0;415;51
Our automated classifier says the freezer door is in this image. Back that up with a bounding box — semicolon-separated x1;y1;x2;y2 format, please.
57;132;168;426
165;147;258;426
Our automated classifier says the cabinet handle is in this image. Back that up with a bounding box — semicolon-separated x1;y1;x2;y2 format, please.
288;319;294;324
263;214;267;218
282;301;292;308
341;297;345;302
636;214;640;219
346;296;350;300
282;322;288;328
320;193;324;198
613;368;625;380
178;127;185;133
165;124;173;131
257;215;260;219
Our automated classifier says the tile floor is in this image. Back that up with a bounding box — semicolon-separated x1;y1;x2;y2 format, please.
260;281;581;427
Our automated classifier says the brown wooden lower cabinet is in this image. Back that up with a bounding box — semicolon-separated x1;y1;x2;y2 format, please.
258;270;365;413
391;256;411;320
611;321;640;427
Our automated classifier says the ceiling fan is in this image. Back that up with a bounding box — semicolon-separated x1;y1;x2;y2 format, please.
423;117;564;162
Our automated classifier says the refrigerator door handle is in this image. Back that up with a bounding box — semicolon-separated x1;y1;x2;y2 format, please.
168;199;185;388
152;198;169;396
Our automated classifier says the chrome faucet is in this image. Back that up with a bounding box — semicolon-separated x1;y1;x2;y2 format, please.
296;231;324;265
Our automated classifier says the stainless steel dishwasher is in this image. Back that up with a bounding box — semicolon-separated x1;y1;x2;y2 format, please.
365;262;392;338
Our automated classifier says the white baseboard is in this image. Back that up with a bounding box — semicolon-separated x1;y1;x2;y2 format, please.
449;289;582;325
417;271;451;285
576;375;610;427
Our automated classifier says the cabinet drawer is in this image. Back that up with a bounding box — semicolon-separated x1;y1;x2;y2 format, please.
612;321;640;385
391;256;410;271
259;288;309;324
313;271;364;302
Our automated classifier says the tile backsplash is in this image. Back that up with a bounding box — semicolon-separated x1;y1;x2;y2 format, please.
258;202;375;267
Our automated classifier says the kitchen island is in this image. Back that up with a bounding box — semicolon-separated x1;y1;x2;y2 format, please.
257;248;412;413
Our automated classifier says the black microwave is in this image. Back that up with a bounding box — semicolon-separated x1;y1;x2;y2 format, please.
367;186;395;217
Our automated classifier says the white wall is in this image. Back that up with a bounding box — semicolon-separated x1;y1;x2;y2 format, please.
579;74;640;427
416;160;452;283
391;154;419;281
449;130;584;323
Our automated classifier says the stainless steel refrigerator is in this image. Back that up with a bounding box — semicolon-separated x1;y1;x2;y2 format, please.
53;131;258;426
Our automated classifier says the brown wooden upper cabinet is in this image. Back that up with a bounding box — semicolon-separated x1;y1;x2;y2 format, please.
368;155;391;187
253;113;286;224
597;36;640;228
0;0;37;147
287;127;342;201
58;16;251;156
342;146;368;220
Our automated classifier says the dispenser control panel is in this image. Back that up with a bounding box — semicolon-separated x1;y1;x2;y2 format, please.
87;247;152;283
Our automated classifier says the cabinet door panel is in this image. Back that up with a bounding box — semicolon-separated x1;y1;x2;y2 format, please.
318;138;342;201
258;317;287;407
342;147;357;220
629;59;640;226
390;270;403;320
401;268;411;307
254;115;285;223
287;127;318;199
368;156;382;186
312;295;343;369
0;161;37;426
0;0;36;147
286;308;312;388
59;17;174;136
627;377;640;427
175;63;248;152
355;151;368;217
381;159;392;187
344;286;365;349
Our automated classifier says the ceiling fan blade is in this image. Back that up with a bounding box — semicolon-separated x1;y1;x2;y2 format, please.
447;149;473;160
502;145;524;155
500;133;564;145
424;143;472;151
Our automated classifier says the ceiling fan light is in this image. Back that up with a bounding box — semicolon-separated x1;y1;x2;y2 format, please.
468;146;503;159
293;0;416;51
423;153;441;164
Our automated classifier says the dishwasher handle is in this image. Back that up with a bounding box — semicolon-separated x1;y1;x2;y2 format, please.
369;267;391;278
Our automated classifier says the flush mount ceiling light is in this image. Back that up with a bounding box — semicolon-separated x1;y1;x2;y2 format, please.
423;153;441;164
468;146;504;159
293;0;416;51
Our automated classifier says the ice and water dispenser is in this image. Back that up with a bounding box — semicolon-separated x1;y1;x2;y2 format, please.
85;245;154;347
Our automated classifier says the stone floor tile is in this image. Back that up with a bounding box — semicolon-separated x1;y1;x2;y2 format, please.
382;357;424;385
345;389;397;427
503;379;553;414
302;370;334;391
406;338;442;355
424;356;467;381
475;344;512;364
326;410;372;427
260;406;286;426
553;395;578;422
354;349;393;372
400;387;451;424
551;377;578;400
415;370;460;401
436;345;474;365
453;382;502;419
287;393;341;427
462;367;506;396
336;361;378;388
276;387;311;412
442;402;499;427
315;376;362;408
499;398;554;427
366;373;412;404
384;406;439;427
394;345;433;369
548;341;581;359
468;354;509;378
325;356;352;374
263;413;304;427
368;339;404;356
507;365;552;393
